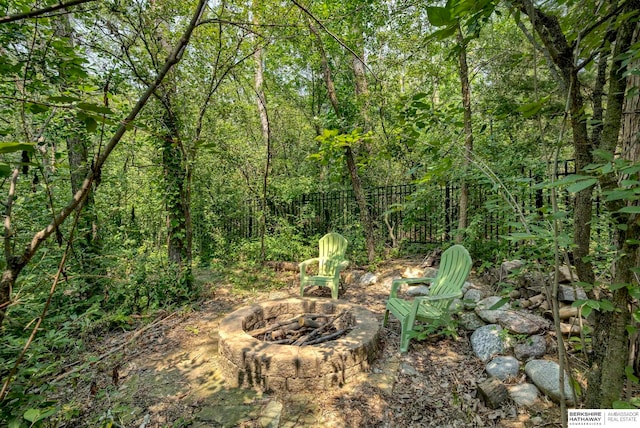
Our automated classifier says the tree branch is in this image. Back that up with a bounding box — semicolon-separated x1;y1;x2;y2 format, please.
577;1;628;43
20;0;208;269
0;0;98;24
3;169;19;263
513;16;566;92
290;0;379;82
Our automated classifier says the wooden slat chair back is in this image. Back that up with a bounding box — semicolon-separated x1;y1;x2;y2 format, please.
300;233;349;299
383;244;472;353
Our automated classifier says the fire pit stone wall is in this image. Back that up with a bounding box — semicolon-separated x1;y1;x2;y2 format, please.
218;297;381;393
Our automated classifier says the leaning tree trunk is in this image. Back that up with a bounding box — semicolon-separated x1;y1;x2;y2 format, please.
309;20;376;262
515;0;595;285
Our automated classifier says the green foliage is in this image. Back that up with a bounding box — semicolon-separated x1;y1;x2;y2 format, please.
461;218;512;264
105;247;196;313
572;298;616;319
613;399;640;409
311;129;373;179
0;300;92;426
1;0;639;420
517;96;551;119
229;223;313;263
416;310;459;340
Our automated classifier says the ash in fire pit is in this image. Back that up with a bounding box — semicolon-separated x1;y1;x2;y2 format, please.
218;297;380;393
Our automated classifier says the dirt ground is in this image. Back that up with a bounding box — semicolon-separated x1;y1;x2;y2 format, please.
51;258;563;427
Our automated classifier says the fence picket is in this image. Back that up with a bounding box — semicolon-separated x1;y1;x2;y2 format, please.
211;160;608;247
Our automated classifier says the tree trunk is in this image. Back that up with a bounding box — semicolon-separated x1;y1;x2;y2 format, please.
153;4;193;278
0;265;22;326
569;68;594;284
619;23;640;166
309;20;376;262
350;45;376;262
514;0;595;284
345;145;376;262
586;12;639;408
456;25;473;243
66;129;103;294
253;4;271;262
161;106;191;269
56;12;104;299
352;51;370;129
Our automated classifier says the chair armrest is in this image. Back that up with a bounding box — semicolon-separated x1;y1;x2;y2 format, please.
409;291;463;319
390;277;435;298
299;258;321;276
329;258;349;278
337;259;349;270
414;291;463;303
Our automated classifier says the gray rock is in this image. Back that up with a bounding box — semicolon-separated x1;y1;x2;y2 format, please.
459;312;486;331
508;383;540;407
476;295;511;311
463;288;483;309
557;284;587;302
476;296;511;323
501;260;524;277
531;416;544;426
470;324;506;362
498;311;549;335
405;285;430;297
555;265;577;284
524;359;575;404
476;295;549;334
359;272;378;286
462;281;474;294
517;271;547;291
486;356;520;380
514;335;547;361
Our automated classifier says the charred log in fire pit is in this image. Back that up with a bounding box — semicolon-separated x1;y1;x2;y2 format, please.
248;311;353;346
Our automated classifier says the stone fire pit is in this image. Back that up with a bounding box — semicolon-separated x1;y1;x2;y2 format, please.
218;297;381;393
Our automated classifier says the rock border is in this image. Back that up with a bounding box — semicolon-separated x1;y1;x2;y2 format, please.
218;297;381;393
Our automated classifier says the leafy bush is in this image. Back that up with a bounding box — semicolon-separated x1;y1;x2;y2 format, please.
104;246;196;314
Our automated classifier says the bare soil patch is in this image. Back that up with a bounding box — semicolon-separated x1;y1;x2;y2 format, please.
50;258;563;427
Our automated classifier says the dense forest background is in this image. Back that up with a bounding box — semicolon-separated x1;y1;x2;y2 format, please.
0;0;639;425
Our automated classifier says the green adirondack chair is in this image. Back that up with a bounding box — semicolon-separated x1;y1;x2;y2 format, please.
383;244;472;353
299;233;349;299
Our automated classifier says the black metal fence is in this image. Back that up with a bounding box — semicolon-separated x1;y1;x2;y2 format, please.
213;160;585;246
